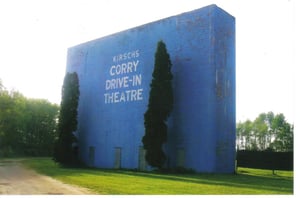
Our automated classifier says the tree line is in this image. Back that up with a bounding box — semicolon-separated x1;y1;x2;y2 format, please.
0;79;59;157
236;112;293;152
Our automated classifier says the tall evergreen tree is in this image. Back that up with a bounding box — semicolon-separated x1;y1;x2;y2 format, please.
53;72;80;165
142;41;173;168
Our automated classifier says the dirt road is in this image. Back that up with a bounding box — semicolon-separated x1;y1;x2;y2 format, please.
0;159;93;195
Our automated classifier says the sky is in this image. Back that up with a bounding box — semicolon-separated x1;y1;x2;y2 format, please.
0;0;298;124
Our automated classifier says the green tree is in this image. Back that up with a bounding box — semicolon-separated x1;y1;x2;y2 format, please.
142;41;173;168
23;99;59;156
0;79;59;157
0;89;26;156
53;72;80;165
253;113;268;150
269;113;293;151
236;112;293;152
236;120;253;150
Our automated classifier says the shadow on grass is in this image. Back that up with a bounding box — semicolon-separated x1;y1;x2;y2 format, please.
22;158;293;194
115;170;292;194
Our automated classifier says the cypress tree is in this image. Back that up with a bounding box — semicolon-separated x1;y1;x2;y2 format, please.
53;72;80;165
142;41;173;168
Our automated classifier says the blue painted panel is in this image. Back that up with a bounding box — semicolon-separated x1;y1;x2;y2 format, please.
66;4;235;173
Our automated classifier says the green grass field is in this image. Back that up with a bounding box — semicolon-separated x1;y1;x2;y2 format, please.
22;158;293;195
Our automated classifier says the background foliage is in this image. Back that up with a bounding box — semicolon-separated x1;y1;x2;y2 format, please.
0;81;59;157
236;112;293;152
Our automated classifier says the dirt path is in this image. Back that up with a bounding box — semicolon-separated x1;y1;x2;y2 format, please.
0;159;93;195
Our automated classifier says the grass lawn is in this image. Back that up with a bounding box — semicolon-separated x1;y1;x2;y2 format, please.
22;157;293;195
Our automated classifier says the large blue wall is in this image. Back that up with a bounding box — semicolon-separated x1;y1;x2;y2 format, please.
66;4;235;173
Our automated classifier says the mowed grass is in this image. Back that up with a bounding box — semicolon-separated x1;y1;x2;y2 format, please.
22;158;293;195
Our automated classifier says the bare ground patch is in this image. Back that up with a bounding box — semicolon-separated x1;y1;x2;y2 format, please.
0;159;93;195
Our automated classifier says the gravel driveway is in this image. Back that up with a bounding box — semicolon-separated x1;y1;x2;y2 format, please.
0;159;93;195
